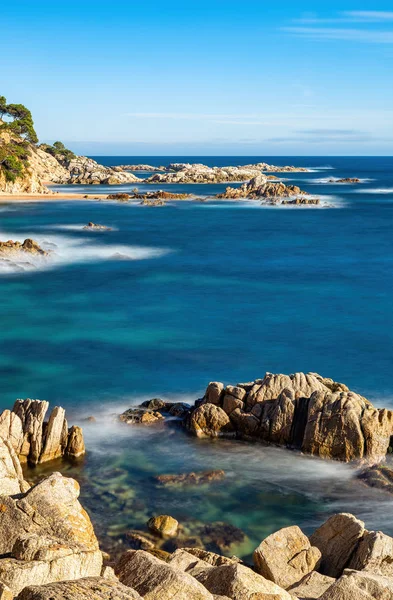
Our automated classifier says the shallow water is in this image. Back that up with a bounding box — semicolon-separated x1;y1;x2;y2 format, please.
2;155;393;558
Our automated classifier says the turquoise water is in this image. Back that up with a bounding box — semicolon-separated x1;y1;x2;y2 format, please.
2;156;393;559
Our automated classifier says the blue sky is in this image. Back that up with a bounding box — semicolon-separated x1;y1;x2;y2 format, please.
2;1;393;155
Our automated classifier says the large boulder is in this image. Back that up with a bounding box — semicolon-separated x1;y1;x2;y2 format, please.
319;569;393;599
147;515;179;538
15;577;143;599
190;404;235;438
310;513;365;577
348;530;393;576
201;562;293;599
115;550;214;599
0;472;102;594
253;525;321;588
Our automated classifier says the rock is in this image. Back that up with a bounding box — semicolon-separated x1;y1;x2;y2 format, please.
0;472;102;594
319;569;393;599
119;407;165;425
115;549;214;599
0;399;85;465
334;178;361;184
310;513;365;577
217;177;310;201
0;583;13;600
189;404;235;438
281;197;320;205
141;398;167;410
202;563;293;599
168;402;191;417
348;530;393;576
65;425;85;458
156;470;225;487
126;531;156;550
288;571;335;598
15;577;143;599
0;239;50;257
0;436;28;495
201;522;246;554
253;525;321;589
187;373;391;463
145;164;264;184
168;549;213;579
357;464;393;493
107;193;130;200
147;515;179;538
53;155;142;185
204;382;225;405
181;548;241;567
83;222;112;230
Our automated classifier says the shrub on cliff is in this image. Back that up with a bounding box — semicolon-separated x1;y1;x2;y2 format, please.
41;140;76;162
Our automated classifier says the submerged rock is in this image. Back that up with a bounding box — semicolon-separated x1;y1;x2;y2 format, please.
147;515;179;538
155;470;225;487
119;407;165;425
83;222;112;230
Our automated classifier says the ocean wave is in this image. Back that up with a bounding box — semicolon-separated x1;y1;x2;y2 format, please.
48;224;119;232
0;232;170;275
353;187;393;194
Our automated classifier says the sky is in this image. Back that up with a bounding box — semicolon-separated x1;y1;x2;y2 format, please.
2;1;393;155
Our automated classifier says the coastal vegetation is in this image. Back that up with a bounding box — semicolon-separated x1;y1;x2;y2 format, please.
0;96;37;183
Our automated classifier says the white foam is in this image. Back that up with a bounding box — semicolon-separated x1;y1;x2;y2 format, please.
353;187;393;194
0;231;170;275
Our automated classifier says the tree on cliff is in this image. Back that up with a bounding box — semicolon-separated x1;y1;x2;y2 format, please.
0;96;7;120
0;97;38;144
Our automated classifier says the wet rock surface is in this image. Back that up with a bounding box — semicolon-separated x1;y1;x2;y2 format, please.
82;222;112;230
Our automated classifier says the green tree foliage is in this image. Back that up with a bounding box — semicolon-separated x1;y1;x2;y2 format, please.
0;95;38;183
42;140;76;162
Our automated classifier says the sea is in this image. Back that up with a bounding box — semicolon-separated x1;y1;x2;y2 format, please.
1;155;393;559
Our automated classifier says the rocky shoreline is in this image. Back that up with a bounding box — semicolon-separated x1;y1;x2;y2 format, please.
2;431;393;599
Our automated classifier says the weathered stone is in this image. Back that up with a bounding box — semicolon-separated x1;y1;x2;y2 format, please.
83;222;112;230
348;530;393;576
181;548;241;567
0;410;23;453
319;569;393;599
288;571;335;598
202;563;293;599
204;382;224;405
147;515;179;538
0;436;28;495
228;409;259;436
254;525;321;589
190;404;235;438
156;470;225;487
16;577;143;599
222;396;244;415
0;582;13;600
119;407;164;425
13;399;49;463
65;425;85;458
168;549;213;580
40;407;67;463
115;549;214;599
310;513;365;577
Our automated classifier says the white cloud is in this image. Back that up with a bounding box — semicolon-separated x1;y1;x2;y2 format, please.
344;11;393;21
282;27;393;44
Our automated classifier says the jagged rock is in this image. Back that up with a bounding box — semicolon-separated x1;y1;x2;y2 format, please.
303;390;393;462
319;569;393;599
201;563;294;599
168;549;213;580
348;530;393;576
253;525;321;589
281;197;320;205
0;436;28;495
217;175;310;201
145;165;263;184
147;515;179;538
107;193;130;200
115;164;164;172
310;513;365;577
189;404;235;438
357;464;393;493
288;571;335;598
115;549;214;599
333;178;361;184
0;239;49;258
0;399;85;465
119;408;165;425
187;372;392;463
15;577;143;599
156;470;225;487
56;156;142;185
240;162;309;173
126;531;156;551
83;222;112;230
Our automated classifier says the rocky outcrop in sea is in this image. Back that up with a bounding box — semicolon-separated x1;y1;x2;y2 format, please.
186;372;393;464
2;434;393;599
145;164;264;184
0;399;85;465
217;174;318;203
